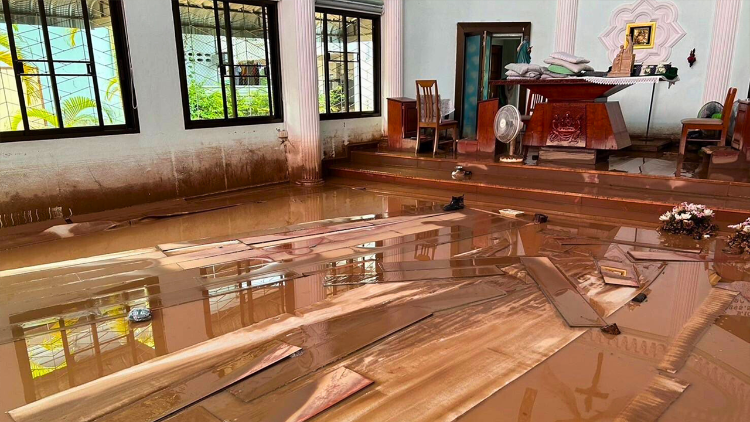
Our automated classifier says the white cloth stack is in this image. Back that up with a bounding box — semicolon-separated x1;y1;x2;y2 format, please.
543;51;594;75
504;63;543;80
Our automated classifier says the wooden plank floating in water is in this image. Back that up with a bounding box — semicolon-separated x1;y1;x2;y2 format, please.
93;341;301;422
163;406;223;422
658;288;739;373
238;367;373;422
231;306;431;403
556;237;703;254
613;374;690;422
521;257;606;327
627;250;707;262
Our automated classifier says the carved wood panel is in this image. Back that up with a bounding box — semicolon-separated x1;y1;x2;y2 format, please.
547;105;586;148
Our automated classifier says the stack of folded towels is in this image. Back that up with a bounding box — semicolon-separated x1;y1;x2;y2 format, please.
542;52;593;78
504;63;543;80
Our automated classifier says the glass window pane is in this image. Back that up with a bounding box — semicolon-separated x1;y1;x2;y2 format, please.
180;0;226;121
315;12;325;112
229;2;271;118
318;12;377;116
89;0;126;126
178;0;277;123
8;0;60;129
360;19;375;112
326;14;345;113
346;17;359;112
1;0;24;132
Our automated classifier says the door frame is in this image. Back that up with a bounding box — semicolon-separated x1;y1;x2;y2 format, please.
454;22;531;138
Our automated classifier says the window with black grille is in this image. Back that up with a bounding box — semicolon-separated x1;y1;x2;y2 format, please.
0;0;138;142
316;9;380;119
172;0;282;128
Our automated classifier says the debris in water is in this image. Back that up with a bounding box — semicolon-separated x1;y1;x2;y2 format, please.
601;323;621;335
128;308;152;322
632;293;648;303
443;195;465;211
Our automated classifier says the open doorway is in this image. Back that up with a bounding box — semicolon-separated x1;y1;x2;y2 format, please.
454;22;530;140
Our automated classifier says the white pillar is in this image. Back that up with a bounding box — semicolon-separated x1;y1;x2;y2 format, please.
279;0;323;185
381;0;404;136
703;0;742;103
554;0;579;54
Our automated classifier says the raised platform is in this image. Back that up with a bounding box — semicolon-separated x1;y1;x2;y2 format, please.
326;149;750;226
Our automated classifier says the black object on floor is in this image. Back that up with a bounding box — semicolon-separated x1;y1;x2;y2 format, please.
534;213;548;224
601;323;621;335
443;195;465;211
632;293;648;303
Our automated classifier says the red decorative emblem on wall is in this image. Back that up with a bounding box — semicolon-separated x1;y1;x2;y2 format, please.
548;112;586;147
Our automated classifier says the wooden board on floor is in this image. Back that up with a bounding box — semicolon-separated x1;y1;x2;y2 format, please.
521;257;606;327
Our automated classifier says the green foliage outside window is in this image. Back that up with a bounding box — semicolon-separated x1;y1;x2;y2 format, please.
188;78;271;120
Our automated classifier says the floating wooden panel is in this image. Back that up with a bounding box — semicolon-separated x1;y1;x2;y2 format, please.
613;374;690;422
658;288;739;373
163;406;222;422
627;250;707;262
237;367;373;422
94;341;301;422
231;306;431;402
521;257;605;327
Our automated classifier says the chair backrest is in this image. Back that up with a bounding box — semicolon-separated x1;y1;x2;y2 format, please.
525;92;546;116
722;87;738;130
415;80;441;124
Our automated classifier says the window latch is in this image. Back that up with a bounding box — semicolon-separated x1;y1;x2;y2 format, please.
14;61;25;75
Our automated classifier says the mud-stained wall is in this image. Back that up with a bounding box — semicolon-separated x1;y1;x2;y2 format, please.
0;1;288;223
321;117;383;159
0;0;383;226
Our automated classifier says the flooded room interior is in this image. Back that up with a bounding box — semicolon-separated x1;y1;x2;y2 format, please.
1;0;749;421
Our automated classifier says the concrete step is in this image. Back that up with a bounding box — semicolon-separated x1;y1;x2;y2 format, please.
326;161;750;226
346;150;750;205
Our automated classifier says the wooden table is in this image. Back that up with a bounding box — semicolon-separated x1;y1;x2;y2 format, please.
491;79;634;150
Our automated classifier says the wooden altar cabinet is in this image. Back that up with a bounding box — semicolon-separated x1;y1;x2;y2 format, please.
490;79;634;150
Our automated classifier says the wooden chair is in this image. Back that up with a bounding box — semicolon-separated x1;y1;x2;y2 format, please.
679;87;737;155
415;80;458;157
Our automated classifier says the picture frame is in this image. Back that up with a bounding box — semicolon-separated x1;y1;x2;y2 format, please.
625;21;656;50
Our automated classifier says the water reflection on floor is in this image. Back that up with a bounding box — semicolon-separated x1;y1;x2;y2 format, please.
0;184;748;421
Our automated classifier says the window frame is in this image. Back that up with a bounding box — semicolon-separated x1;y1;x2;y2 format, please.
316;7;381;121
0;0;139;143
171;0;284;129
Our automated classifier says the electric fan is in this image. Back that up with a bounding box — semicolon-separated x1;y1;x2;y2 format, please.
494;105;523;163
695;101;723;140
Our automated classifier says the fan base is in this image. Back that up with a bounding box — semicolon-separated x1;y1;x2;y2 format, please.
499;155;524;163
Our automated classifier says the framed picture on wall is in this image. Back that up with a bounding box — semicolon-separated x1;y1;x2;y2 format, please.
625;22;656;49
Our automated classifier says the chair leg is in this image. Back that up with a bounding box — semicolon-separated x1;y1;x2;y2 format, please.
679;125;689;155
452;125;458;158
433;127;439;157
415;124;421;155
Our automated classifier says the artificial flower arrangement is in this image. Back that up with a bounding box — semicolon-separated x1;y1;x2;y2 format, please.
659;202;716;239
727;218;750;253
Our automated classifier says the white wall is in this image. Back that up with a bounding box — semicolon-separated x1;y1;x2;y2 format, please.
0;0;382;221
404;0;557;100
403;0;749;138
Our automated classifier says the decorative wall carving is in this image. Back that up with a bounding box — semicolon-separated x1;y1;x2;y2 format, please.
548;108;586;147
599;0;686;64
